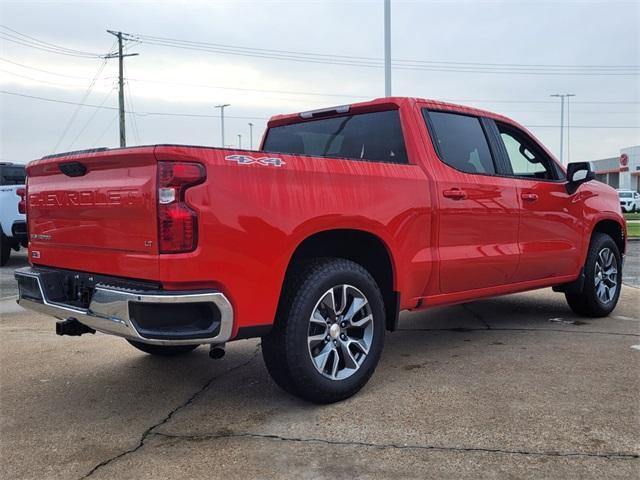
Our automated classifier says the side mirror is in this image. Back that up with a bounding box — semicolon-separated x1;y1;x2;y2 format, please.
566;162;595;193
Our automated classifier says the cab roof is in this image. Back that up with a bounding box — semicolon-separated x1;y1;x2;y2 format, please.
267;96;517;128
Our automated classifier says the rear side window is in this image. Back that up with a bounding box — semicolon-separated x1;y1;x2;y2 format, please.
424;110;496;175
0;164;26;185
263;110;408;164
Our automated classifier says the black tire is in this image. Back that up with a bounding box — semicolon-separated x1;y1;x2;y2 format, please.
262;258;385;404
0;234;11;267
565;232;622;317
127;340;199;356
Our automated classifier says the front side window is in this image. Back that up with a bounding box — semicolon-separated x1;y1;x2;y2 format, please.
263;110;408;164
496;123;561;181
423;110;496;175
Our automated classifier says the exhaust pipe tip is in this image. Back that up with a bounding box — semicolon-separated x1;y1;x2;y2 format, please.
56;318;96;336
209;343;226;359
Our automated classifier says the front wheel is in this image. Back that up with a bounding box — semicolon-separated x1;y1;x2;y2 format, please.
565;233;622;317
262;258;385;404
127;340;199;356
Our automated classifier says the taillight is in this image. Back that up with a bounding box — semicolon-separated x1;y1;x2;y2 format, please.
16;187;26;215
157;161;206;253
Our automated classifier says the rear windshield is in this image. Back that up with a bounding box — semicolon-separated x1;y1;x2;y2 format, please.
0;164;26;185
618;192;632;198
263;110;408;164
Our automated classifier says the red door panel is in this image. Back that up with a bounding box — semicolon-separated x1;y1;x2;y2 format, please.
514;181;583;281
437;173;520;293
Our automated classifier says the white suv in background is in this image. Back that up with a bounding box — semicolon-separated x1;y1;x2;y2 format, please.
618;189;640;213
0;163;27;266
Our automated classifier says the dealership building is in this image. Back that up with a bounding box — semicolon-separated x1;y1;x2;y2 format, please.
588;145;640;192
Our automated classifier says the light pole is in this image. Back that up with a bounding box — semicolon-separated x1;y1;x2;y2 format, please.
248;122;254;150
238;134;242;149
384;0;392;97
215;104;230;147
566;94;576;163
550;94;575;165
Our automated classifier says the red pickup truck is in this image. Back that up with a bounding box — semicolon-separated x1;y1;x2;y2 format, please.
15;97;625;403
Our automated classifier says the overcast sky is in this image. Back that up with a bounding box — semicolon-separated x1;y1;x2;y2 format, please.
0;0;638;164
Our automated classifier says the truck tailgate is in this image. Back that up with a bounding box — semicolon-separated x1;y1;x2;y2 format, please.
26;148;159;277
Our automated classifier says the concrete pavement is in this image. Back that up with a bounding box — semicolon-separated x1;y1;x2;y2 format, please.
623;240;640;288
1;251;639;479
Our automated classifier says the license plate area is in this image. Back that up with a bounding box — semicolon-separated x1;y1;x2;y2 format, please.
21;267;161;308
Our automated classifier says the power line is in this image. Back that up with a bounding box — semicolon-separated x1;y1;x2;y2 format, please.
4;90;638;129
1;25;637;77
122;31;640;76
0;25;104;57
0;56;368;99
0;90;268;119
125;87;141;144
0;31;104;58
136;40;639;75
126;32;638;70
524;125;638;129
0;57;92;79
51;48;114;153
90;112;119;148
128;77;370;99
124;63;141;145
0;67;90;88
3;56;640;105
67;86;117;150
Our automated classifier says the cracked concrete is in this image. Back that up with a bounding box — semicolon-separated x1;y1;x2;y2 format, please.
150;431;638;459
1;252;639;479
78;347;262;479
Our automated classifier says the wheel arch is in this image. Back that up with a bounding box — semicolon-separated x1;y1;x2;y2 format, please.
281;228;400;331
591;218;626;256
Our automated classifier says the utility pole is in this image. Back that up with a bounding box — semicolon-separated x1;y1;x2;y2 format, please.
106;30;138;148
384;0;392;97
215;104;230;147
550;93;575;165
238;134;242;149
566;94;576;163
248;122;254;150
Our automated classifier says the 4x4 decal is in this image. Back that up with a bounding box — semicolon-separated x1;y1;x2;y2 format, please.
225;155;286;167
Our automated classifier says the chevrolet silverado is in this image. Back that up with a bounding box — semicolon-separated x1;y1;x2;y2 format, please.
15;97;626;403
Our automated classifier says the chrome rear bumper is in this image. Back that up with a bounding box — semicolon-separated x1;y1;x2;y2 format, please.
15;267;233;346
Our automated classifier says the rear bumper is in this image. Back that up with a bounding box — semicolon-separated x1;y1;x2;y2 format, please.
14;267;233;346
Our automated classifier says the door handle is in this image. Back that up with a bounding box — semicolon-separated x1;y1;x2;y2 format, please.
443;188;467;200
521;192;539;202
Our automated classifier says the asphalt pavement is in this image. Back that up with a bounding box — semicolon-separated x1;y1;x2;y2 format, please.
1;248;638;479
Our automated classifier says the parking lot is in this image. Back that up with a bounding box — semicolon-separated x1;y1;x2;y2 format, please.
1;248;638;479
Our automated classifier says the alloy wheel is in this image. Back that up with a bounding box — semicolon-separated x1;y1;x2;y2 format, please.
307;284;374;380
594;247;618;304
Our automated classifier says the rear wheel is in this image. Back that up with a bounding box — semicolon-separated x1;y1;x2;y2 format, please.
0;234;11;266
262;258;385;404
127;340;199;356
565;233;622;317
